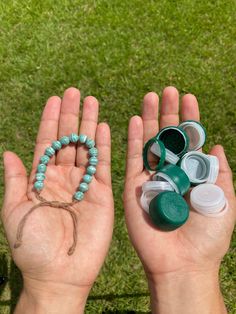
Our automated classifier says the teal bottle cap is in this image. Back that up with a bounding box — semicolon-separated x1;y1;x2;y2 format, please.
149;191;189;231
155;164;190;195
157;126;189;157
143;138;166;171
179;120;206;151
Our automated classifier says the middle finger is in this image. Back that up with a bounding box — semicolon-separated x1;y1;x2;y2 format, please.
56;87;80;166
159;86;179;129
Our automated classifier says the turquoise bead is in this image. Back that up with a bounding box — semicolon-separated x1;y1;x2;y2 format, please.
89;147;98;157
87;165;96;175
34;181;44;190
40;155;50;164
86;138;95;148
70;133;79;143
52;140;62;150
79;182;89;192
83;174;92;184
79;134;87;143
60;136;70;145
37;164;47;173
89;156;98;166
45;147;55;157
74;191;84;201
35;173;46;181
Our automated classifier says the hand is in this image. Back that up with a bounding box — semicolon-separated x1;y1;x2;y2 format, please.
124;87;236;314
1;87;114;313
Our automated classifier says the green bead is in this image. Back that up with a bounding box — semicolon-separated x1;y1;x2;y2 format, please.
34;181;44;191
70;133;79;143
60;136;70;145
52;140;62;150
35;173;45;181
79;134;87;143
87;165;96;175
79;182;89;192
40;155;50;164
89;156;98;166
37;164;47;173
74;191;84;201
89;147;98;157
83;174;92;184
45;147;55;157
86;138;95;148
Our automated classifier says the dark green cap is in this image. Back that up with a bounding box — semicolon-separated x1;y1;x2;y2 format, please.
157;126;189;157
157;164;191;195
149;191;189;231
143;138;166;171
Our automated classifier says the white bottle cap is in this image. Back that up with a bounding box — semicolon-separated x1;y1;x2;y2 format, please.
180;151;210;184
152;173;180;194
179;120;206;151
206;155;219;184
190;183;228;217
150;142;180;164
140;181;174;213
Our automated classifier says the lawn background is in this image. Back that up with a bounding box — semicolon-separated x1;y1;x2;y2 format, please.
0;0;235;313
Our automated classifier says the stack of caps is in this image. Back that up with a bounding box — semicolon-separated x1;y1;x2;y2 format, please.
141;120;228;231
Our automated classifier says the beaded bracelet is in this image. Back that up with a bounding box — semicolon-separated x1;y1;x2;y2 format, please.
14;133;98;256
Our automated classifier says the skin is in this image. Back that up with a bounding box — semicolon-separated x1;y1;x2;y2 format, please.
1;86;235;313
1;87;114;313
124;86;236;314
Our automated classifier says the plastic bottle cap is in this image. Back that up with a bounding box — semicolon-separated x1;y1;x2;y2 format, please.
190;184;228;217
143;138;166;171
179;120;206;151
140;181;174;213
155;164;191;195
157;126;189;157
206;155;219;184
150;142;180;164
142;181;174;192
180;151;210;185
149;191;189;230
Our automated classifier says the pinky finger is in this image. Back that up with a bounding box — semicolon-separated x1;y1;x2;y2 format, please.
209;145;236;219
95;123;111;186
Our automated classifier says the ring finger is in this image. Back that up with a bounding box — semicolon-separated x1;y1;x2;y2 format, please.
76;96;99;167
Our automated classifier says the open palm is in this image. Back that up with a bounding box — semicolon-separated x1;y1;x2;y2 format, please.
124;87;236;279
2;88;114;290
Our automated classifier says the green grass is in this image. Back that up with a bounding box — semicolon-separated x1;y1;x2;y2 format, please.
0;0;236;312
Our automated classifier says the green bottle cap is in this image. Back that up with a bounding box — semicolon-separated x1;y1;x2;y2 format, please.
149;191;189;231
157;126;189;157
143;138;166;171
156;164;190;195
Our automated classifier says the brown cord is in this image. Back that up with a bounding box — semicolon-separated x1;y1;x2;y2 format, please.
14;191;79;255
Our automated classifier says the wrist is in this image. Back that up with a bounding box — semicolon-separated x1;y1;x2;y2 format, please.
14;277;91;314
147;268;227;314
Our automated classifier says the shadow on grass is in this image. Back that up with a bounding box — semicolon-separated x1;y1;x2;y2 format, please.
0;253;8;298
0;254;23;314
9;259;23;313
89;292;150;314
